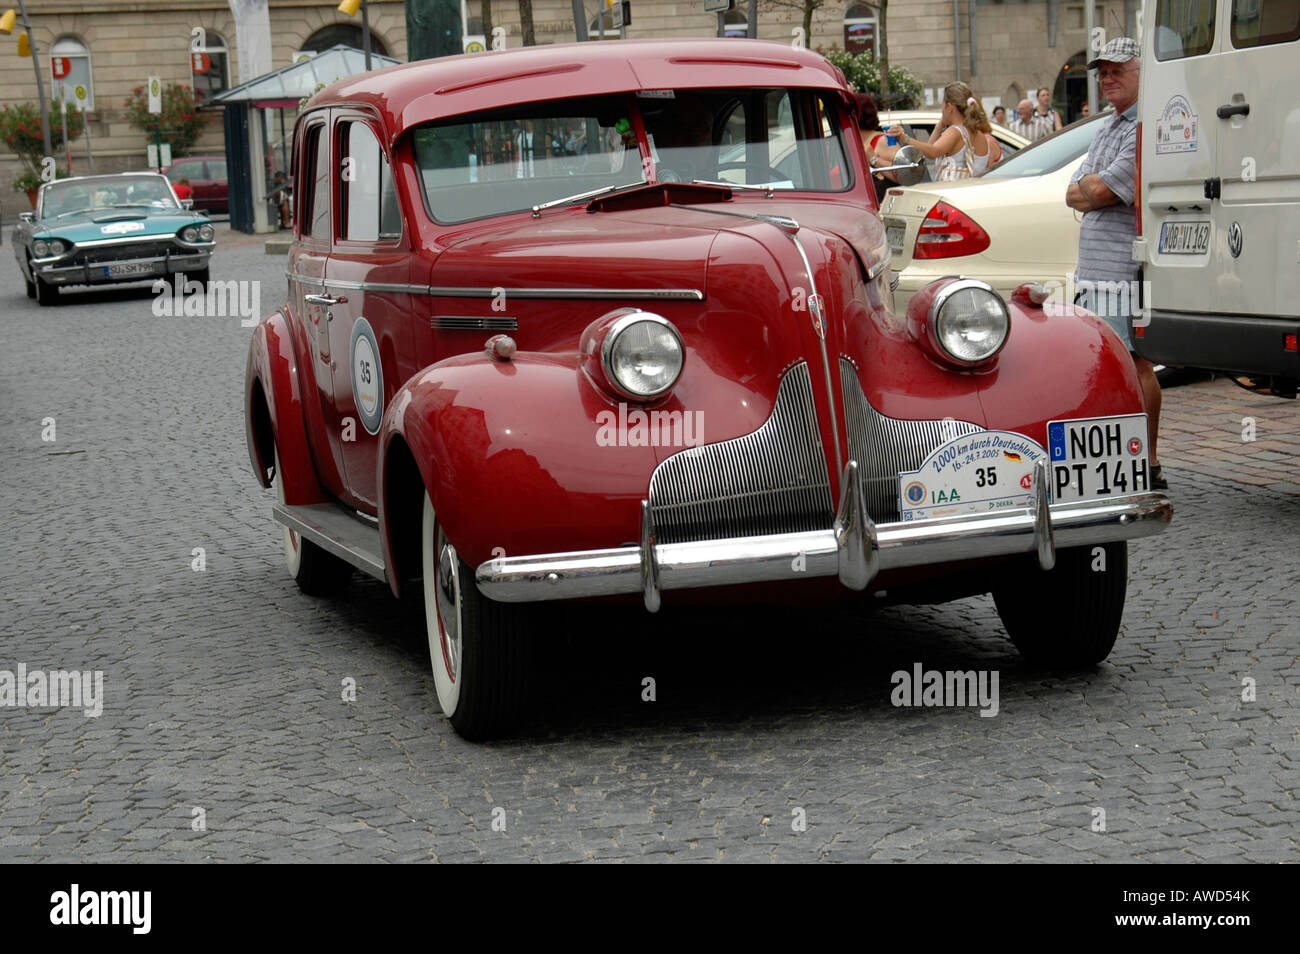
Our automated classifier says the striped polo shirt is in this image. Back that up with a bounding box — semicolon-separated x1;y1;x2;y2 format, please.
1071;102;1140;284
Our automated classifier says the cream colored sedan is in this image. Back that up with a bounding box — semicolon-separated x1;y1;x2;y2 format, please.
884;114;1106;312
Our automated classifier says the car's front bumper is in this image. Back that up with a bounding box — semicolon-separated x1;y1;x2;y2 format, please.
36;250;213;286
477;460;1173;610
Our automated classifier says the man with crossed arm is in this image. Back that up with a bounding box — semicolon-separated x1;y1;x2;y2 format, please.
1066;36;1166;490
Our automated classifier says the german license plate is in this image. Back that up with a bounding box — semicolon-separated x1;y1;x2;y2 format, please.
884;219;905;254
105;262;158;277
1158;220;1210;255
1047;414;1150;501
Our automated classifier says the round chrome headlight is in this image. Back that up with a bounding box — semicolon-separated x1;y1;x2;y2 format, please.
33;240;49;257
198;224;214;241
182;226;199;243
930;279;1010;364
49;239;67;256
600;312;684;398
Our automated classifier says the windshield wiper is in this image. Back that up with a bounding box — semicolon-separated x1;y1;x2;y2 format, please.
691;179;778;197
530;181;645;217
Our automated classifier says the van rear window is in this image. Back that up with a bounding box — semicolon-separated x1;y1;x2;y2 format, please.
1153;0;1217;59
1232;0;1300;48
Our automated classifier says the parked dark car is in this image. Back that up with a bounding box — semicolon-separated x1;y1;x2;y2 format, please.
163;156;228;213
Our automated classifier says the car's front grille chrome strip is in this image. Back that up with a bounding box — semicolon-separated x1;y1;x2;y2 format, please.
839;358;983;523
648;362;833;544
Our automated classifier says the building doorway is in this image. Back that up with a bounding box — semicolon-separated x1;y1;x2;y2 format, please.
1052;50;1090;125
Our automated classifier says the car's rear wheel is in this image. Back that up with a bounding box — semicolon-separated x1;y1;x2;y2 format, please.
273;446;351;596
993;542;1128;667
422;491;530;740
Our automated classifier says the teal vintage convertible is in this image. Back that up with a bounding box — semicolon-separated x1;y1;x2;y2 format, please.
13;172;215;306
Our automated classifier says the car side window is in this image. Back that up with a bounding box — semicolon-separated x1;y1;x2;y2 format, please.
1154;0;1217;59
338;120;400;242
1231;0;1300;47
301;123;329;238
207;159;227;181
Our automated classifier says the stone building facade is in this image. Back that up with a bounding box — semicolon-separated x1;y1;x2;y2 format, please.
1;0;1139;192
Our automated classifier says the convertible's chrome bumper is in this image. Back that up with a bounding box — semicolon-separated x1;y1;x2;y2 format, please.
476;460;1173;610
39;251;212;285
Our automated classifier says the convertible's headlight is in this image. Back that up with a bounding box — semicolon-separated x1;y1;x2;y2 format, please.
198;224;214;241
181;226;199;243
601;312;684;398
49;240;67;256
930;279;1010;364
33;240;49;257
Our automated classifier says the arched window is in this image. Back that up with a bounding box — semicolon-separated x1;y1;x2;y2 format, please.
50;36;93;110
844;3;879;55
190;31;231;104
724;8;748;38
302;24;389;56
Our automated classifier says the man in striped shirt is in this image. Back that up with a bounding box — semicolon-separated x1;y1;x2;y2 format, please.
1008;98;1054;142
1067;36;1165;489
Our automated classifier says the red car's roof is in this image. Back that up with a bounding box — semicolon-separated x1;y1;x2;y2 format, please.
310;38;851;137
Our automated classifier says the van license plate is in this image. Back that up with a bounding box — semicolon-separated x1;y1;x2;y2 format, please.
1158;221;1210;255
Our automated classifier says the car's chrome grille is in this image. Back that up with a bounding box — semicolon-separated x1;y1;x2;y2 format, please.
840;358;983;522
648;362;833;544
73;241;179;266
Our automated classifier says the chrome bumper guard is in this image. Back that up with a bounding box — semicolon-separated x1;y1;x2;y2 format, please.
475;460;1172;611
41;252;212;284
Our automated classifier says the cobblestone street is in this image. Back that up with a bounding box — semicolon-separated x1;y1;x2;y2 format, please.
1;232;1297;862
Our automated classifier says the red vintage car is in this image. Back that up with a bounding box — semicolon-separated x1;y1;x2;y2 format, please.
244;39;1172;739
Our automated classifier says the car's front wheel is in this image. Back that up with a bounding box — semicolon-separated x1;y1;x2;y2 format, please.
273;446;351;596
993;541;1128;667
30;261;57;306
422;491;531;740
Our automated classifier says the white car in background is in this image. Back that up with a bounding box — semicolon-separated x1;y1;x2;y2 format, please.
883;114;1106;311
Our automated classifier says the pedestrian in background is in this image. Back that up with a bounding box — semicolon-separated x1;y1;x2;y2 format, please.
991;105;1007;126
855;92;901;202
172;177;192;201
1035;87;1064;132
1065;36;1166;489
887;82;995;180
1008;98;1053;142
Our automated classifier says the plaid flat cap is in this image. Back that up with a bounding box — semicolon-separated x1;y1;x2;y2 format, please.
1087;36;1140;69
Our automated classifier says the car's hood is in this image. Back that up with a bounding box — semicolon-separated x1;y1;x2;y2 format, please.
35;210;207;241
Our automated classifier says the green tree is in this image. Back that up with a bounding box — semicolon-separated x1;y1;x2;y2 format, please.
0;101;84;190
819;48;923;109
123;82;210;157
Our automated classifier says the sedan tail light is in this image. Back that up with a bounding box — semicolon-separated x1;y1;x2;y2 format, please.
913;201;990;259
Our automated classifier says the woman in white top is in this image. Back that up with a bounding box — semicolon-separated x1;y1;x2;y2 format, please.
885;82;1000;180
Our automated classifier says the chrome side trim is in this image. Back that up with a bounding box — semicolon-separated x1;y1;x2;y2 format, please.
272;502;386;582
647;362;833;544
283;272;703;301
475;487;1174;604
840;358;983;523
787;230;844;480
431;315;519;331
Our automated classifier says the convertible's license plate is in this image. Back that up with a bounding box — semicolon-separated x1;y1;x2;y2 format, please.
884;219;905;253
1047;414;1149;501
898;430;1049;522
105;262;158;277
1158;220;1210;255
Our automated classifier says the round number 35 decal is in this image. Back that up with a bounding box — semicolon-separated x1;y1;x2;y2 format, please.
350;317;384;435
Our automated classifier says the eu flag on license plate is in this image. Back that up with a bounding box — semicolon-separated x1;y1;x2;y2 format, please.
1048;422;1067;461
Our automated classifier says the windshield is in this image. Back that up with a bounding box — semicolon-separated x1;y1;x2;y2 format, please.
981;114;1107;179
40;176;180;219
411;88;852;223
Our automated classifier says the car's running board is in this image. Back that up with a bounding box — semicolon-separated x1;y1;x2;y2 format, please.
272;502;387;582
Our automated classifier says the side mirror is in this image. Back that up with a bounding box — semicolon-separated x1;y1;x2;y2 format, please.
18;211;33;223
875;145;927;187
181;198;194;210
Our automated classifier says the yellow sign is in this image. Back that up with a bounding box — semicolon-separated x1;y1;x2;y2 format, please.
465;40;485;53
74;84;87;101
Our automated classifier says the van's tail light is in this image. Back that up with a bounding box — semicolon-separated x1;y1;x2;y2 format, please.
1135;121;1143;236
913;201;990;259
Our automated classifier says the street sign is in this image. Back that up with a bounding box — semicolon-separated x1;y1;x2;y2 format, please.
147;76;162;114
610;0;624;29
51;56;71;79
704;0;731;12
146;142;172;170
74;84;88;104
463;34;486;54
192;52;211;74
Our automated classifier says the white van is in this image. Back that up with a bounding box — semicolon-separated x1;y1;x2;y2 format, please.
1134;0;1300;396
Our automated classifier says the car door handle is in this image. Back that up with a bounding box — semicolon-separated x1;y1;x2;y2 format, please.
1216;102;1250;119
304;293;346;305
